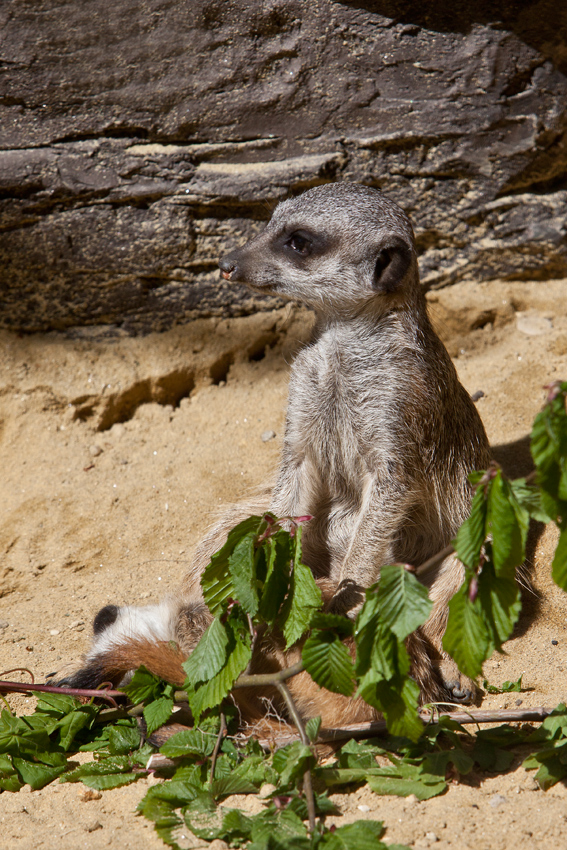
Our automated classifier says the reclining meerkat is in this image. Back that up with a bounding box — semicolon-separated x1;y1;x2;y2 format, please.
54;183;490;721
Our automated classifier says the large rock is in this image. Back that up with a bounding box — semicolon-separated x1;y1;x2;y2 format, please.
0;0;566;333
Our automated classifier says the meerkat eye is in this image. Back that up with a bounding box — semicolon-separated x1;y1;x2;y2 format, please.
285;232;311;256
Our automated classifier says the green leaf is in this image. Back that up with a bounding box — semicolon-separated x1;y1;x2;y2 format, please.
201;516;264;615
319;820;388;850
305;716;322;744
211;756;270;797
453;486;488;569
487;472;527;578
258;531;292;625
183;616;229;685
272;741;314;787
443;583;490;680
122;666;165;704
108;724;142;755
302;630;355;696
11;757;67;790
160;728;216;759
281;557;322;648
229;530;260;615
366;762;446;800
482;675;523;695
0;754;22;792
552;527;567;591
144;696;174;737
477;557;522;651
187;620;251;721
510;479;553;524
375;565;433;640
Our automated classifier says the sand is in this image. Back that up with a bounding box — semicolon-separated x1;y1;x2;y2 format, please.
1;278;567;849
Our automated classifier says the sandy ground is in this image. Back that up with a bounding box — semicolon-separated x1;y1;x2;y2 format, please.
1;279;567;849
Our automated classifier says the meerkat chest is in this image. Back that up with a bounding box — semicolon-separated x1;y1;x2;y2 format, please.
286;346;381;487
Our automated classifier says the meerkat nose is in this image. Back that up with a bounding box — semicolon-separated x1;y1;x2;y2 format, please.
219;255;238;280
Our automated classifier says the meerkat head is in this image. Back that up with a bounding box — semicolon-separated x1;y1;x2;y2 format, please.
219;183;420;315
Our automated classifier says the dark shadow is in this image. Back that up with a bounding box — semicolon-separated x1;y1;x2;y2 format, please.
491;434;534;480
337;1;567;75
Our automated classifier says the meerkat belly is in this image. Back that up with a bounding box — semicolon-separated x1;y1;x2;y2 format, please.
285;390;375;578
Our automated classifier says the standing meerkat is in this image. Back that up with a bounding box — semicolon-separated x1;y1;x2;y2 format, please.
55;183;490;716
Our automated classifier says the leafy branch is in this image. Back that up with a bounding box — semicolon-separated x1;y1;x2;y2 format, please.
2;381;567;849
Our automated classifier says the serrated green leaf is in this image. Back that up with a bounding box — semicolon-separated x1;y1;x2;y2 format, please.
143;696;174;737
183;616;229;685
160;728;216;759
375;565;432;640
282;556;322;649
366;770;446;800
188;623;251;721
443;583;490;680
201;516;264;615
272;741;313;787
510;479;553;524
305;716;322;744
122;666;164;704
0;753;22;792
488;472;527;577
552;527;567;591
477;557;522;650
302;630;355;696
108;724;141;755
11;757;67;790
229;530;260;615
258;531;292;625
211;755;270;797
319;820;387;849
453;486;488;568
0;711;52;758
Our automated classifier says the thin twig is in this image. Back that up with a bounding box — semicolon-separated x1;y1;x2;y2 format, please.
275;682;316;835
0;679;125;707
255;705;559;751
233;661;305;689
209;713;227;787
415;543;455;577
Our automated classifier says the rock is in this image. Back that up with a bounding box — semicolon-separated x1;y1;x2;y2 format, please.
490;793;508;807
261;430;276;442
78;788;103;802
0;1;566;334
89;445;103;457
516;312;553;336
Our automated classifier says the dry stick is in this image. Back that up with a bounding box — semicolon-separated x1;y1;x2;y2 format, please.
209;712;227;787
275;681;317;836
0;679;124;707
254;705;558;751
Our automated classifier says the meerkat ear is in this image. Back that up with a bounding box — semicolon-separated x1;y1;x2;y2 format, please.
372;242;413;294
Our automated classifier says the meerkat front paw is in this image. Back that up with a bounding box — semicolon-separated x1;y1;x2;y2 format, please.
326;579;366;617
435;657;478;705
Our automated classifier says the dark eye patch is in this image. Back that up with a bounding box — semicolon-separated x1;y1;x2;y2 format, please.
279;227;328;260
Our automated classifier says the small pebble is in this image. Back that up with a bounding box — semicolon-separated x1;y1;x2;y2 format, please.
89;444;103;457
0;621;9;630
78;788;102;802
84;820;103;833
552;639;559;646
50;629;60;636
516;312;553;336
516;698;523;706
490;793;508;807
406;794;419;805
261;430;276;442
357;804;370;813
425;833;439;842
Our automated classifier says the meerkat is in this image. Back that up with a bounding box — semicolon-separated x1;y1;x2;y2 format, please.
54;183;490;721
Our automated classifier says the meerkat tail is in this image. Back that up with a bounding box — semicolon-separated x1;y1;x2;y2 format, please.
90;637;188;688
